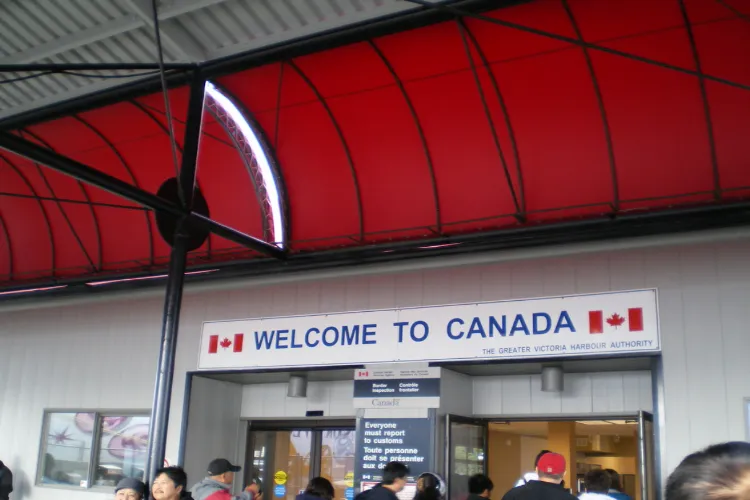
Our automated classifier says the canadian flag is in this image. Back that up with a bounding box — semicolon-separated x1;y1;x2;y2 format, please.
588;308;643;334
208;333;244;353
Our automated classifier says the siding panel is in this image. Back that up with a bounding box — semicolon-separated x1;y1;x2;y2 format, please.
2;235;750;500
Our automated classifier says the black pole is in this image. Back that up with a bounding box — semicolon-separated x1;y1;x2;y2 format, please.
145;71;207;483
0;62;196;72
145;229;188;483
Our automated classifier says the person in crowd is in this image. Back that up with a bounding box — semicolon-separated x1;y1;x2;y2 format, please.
502;452;577;500
467;474;493;500
0;461;12;500
191;459;255;500
152;467;191;500
666;441;750;500
602;470;630;500
414;472;445;500
354;462;410;500
115;477;147;500
514;450;552;487
296;477;334;500
578;470;614;500
247;476;263;500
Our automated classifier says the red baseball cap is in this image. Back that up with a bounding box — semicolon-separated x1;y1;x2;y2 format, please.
537;452;566;475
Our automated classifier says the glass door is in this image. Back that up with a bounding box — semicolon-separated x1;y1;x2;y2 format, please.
320;429;356;500
446;415;487;500
637;411;656;500
247;421;356;500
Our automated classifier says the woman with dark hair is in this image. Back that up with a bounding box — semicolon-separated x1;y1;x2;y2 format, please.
414;473;446;500
666;441;750;500
603;469;630;500
152;467;191;500
296;477;334;500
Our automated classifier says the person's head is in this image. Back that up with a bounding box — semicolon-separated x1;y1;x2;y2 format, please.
534;450;552;467
304;477;334;500
207;458;242;485
0;460;4;469
152;467;188;500
604;469;622;492
115;478;147;500
584;470;611;494
535;452;566;483
247;476;263;495
415;473;445;500
382;462;410;493
468;474;493;498
666;441;750;500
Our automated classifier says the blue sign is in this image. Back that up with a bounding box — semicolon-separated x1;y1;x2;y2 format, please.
355;417;434;488
274;485;286;498
345;488;354;500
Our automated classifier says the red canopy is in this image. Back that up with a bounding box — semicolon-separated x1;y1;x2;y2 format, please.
1;0;749;287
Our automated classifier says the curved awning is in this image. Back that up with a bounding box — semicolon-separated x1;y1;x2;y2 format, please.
1;0;749;289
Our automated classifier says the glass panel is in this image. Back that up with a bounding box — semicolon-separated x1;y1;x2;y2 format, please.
249;430;312;500
320;430;356;500
449;419;486;500
40;412;94;487
93;415;150;487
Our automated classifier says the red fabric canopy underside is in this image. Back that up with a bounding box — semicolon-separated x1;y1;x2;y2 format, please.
1;0;749;286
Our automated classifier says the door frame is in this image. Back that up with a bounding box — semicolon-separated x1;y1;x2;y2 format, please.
447;413;652;498
245;419;356;492
445;414;489;499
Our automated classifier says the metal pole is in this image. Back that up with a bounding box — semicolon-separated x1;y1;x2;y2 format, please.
0;62;196;72
145;228;188;483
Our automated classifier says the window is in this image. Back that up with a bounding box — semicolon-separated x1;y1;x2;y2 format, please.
38;411;150;490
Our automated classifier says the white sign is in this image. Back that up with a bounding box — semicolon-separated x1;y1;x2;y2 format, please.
197;289;660;371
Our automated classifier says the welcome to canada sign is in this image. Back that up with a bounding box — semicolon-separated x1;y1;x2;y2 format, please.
197;289;660;370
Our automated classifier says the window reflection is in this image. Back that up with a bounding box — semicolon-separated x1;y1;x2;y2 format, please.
40;413;94;487
94;416;150;487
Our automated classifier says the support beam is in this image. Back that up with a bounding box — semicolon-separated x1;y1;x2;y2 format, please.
145;71;206;482
0;63;196;72
178;73;207;208
0;131;285;259
145;230;188;482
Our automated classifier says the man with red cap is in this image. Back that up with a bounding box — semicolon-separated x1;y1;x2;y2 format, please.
501;452;577;500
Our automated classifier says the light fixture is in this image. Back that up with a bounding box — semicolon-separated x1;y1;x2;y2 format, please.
85;269;218;286
287;375;308;398
0;285;67;296
204;81;285;249
541;366;564;392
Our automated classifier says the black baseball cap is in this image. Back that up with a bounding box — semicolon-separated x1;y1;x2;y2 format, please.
208;458;242;475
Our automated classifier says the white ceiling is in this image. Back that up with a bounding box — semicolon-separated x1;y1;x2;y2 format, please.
0;0;439;121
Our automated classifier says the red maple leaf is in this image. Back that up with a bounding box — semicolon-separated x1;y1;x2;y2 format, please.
220;337;232;349
606;313;626;328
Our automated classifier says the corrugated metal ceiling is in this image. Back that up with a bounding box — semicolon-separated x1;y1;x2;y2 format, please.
0;0;429;120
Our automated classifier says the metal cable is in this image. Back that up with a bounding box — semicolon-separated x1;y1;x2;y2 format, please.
150;0;183;204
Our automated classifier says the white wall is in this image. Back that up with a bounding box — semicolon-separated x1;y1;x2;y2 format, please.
2;233;750;500
241;381;355;418
473;371;653;416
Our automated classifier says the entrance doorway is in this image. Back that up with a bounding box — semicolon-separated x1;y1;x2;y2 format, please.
246;420;357;500
446;413;656;500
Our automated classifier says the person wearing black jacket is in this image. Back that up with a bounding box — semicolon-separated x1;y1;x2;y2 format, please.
467;474;493;500
501;453;576;500
354;462;409;500
0;461;12;500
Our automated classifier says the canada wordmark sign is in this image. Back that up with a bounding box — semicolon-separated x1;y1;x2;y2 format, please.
197;289;659;370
